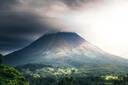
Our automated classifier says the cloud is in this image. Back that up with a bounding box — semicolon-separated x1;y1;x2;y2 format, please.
0;0;102;54
0;12;56;54
0;0;59;54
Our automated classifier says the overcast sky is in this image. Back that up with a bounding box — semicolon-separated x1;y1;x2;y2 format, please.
0;0;102;54
1;0;128;59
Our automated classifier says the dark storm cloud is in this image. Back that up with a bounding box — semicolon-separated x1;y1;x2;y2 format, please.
0;12;45;35
0;0;18;10
0;0;100;54
19;0;97;10
0;0;58;54
61;0;96;7
0;11;58;54
0;0;17;5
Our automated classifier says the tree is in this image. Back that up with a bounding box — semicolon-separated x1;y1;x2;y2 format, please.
0;65;29;85
58;76;76;85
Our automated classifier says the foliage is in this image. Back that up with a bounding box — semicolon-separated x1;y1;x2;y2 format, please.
18;64;128;85
58;76;76;85
0;64;29;85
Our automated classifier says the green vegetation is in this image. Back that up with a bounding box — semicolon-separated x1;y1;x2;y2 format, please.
1;60;128;85
1;53;128;85
0;54;29;85
0;64;29;85
1;62;128;85
17;64;128;85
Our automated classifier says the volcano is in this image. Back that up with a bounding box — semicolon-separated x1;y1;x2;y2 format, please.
3;32;128;68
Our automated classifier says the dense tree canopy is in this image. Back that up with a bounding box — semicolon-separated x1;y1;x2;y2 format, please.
0;63;29;85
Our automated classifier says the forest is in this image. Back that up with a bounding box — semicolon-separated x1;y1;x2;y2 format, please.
17;64;128;85
1;54;128;85
0;54;29;85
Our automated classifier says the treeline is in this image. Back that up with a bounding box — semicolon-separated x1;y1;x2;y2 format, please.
17;63;128;85
23;72;128;85
1;54;128;85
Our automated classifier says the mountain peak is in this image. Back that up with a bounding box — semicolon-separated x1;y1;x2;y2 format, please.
34;32;86;48
42;32;83;41
47;32;77;35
